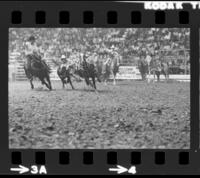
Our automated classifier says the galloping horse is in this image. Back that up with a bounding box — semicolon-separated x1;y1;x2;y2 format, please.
57;64;75;89
24;54;52;90
74;56;101;90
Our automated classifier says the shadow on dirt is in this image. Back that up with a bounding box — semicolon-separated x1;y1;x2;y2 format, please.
33;87;54;92
55;88;111;94
32;87;111;94
115;82;133;86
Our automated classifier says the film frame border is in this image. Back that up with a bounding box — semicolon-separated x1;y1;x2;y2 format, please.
0;0;199;175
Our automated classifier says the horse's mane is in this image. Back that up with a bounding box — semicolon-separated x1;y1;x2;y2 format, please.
30;60;51;73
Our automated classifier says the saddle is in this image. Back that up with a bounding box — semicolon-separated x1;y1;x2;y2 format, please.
27;54;51;73
27;54;42;63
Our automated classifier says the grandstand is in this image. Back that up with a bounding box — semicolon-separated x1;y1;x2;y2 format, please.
9;28;190;81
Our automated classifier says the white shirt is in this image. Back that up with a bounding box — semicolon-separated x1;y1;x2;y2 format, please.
146;55;152;65
60;63;69;69
25;42;41;56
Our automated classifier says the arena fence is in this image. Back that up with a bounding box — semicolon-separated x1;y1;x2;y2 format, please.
9;49;190;82
9;52;26;81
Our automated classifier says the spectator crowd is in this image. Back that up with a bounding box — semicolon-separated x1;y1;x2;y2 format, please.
9;28;190;70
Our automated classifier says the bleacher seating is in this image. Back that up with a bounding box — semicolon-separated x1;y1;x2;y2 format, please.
9;28;190;81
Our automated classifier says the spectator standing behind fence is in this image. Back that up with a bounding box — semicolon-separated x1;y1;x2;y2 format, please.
145;52;152;78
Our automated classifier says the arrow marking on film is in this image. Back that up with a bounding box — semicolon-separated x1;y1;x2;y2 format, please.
10;165;29;174
109;165;128;174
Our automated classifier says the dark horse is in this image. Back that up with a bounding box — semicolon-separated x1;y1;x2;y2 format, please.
24;54;52;90
57;64;76;89
74;57;101;90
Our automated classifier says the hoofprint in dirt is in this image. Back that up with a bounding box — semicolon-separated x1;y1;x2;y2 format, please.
9;80;190;149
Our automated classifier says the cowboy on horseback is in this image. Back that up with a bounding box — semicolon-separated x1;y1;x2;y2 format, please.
24;35;52;90
57;54;76;89
82;52;90;70
25;35;42;61
25;35;50;71
60;54;69;69
59;54;74;78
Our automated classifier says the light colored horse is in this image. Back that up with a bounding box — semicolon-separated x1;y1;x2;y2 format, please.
149;59;169;82
100;56;120;85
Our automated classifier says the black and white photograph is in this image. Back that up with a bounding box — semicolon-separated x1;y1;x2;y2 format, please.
9;28;190;149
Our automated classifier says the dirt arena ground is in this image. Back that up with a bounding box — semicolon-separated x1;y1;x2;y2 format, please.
9;80;190;149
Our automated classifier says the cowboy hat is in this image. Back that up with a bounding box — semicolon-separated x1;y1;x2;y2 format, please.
61;55;66;59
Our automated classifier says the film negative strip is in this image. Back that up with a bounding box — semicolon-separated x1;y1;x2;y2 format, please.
0;0;199;175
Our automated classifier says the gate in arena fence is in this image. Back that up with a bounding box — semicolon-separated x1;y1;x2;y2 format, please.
159;48;190;75
9;52;25;81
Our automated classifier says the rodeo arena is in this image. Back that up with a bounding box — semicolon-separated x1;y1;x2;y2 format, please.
9;28;190;149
